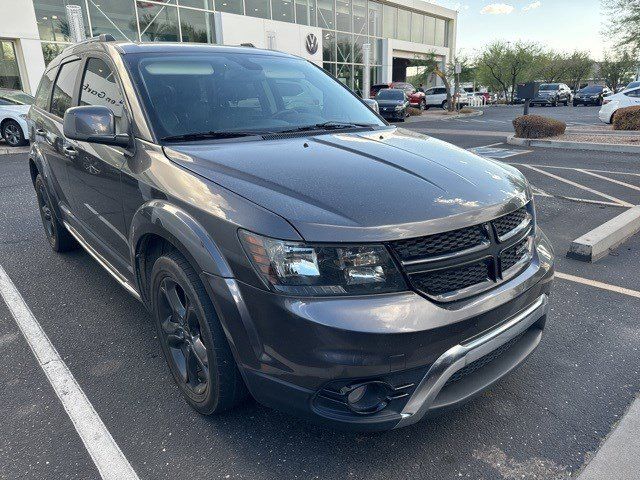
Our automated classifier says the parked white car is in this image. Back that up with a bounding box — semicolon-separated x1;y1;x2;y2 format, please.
598;87;640;123
423;86;450;109
0;89;33;146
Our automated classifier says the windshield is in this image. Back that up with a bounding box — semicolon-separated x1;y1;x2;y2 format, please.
539;84;559;91
580;86;603;94
125;52;384;140
376;89;404;100
0;90;34;105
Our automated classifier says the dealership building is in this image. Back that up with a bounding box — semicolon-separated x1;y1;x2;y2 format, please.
1;0;456;96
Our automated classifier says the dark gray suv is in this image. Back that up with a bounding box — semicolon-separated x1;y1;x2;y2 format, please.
28;37;554;431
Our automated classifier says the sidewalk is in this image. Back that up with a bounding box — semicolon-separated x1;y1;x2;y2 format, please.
578;395;640;480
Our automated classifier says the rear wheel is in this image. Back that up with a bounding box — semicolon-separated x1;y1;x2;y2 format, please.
420;99;426;110
151;250;247;415
441;100;448;110
34;174;77;252
2;120;27;147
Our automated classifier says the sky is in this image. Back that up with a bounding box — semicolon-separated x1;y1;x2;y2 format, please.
433;1;609;60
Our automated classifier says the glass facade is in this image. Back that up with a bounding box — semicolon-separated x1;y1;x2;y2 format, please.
0;41;23;90
32;0;451;93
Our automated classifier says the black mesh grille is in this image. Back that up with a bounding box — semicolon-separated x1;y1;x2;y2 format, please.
501;238;530;271
411;261;490;297
444;329;528;387
389;226;487;261
494;207;528;238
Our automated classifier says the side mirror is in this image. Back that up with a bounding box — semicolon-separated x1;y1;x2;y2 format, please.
63;105;129;147
363;98;379;113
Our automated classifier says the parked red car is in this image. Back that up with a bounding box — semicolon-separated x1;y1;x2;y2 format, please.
370;82;426;109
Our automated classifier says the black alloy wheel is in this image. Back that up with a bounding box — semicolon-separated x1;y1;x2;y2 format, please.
157;276;210;397
34;174;77;252
151;251;247;414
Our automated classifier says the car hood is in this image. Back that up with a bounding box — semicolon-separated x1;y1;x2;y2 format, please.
1;104;30;115
165;128;530;242
376;99;404;106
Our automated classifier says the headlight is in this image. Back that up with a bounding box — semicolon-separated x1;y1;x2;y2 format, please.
394;105;404;111
239;230;407;296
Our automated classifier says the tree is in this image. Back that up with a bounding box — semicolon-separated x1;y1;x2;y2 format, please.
599;50;637;91
563;51;594;91
536;51;570;83
603;0;640;51
409;54;455;111
476;41;541;103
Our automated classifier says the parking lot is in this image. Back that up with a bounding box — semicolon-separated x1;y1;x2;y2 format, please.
1;105;639;479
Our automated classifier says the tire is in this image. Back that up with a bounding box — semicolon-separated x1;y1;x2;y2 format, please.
34;174;77;252
2;119;28;147
564;100;569;106
420;99;426;111
441;100;447;110
573;101;578;107
151;250;247;415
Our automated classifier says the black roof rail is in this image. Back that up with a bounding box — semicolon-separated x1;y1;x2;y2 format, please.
240;43;256;47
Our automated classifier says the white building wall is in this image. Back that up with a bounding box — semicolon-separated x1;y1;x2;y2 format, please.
215;12;323;66
0;0;45;93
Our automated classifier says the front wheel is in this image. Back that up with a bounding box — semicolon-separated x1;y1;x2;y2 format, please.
2;120;28;147
151;251;247;415
441;100;448;110
420;99;426;111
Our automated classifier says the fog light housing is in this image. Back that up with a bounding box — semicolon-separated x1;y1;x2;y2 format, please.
343;382;391;415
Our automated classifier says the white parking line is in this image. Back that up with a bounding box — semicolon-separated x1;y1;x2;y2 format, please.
556;272;640;299
522;165;634;207
576;169;640;193
0;265;139;480
511;163;640;177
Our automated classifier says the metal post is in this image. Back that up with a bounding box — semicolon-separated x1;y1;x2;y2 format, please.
65;5;86;43
363;43;371;99
524;99;530;116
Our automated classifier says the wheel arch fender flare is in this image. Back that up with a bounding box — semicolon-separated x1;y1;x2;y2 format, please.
129;200;233;298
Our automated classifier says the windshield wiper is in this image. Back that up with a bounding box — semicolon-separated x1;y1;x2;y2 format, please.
278;121;377;133
161;130;265;143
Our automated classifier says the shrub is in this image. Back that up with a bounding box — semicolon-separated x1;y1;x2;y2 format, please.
459;107;475;114
612;106;640;130
512;115;566;139
407;107;423;116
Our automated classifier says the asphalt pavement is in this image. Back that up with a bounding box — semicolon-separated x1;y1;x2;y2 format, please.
1;108;639;479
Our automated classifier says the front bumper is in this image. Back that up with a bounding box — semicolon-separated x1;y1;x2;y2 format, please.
204;230;554;431
530;97;558;105
574;98;599;105
380;108;406;120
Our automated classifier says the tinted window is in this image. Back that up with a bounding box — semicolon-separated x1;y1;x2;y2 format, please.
0;90;34;105
51;60;81;118
625;89;640;98
80;58;126;133
34;69;56;110
539;84;559;91
127;52;384;139
580;86;603;94
376;89;404;100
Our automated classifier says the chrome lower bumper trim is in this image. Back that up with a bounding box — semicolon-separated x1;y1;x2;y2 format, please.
395;293;548;428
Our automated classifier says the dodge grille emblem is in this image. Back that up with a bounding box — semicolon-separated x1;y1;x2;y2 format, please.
305;33;318;55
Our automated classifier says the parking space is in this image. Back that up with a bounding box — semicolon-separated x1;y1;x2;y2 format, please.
1;114;640;480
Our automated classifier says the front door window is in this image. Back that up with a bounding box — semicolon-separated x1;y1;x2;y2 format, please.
0;40;22;90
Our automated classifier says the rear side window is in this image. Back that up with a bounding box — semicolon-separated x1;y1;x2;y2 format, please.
34;69;56;110
79;58;127;133
51;60;81;118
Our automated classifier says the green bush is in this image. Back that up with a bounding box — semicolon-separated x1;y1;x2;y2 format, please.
612;106;640;130
512;115;566;139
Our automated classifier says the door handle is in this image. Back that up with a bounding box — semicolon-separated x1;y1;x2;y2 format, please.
63;145;78;159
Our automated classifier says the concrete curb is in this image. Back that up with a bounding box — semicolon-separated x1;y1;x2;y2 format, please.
578;395;640;480
406;109;484;123
0;146;29;155
568;205;640;262
507;135;640;154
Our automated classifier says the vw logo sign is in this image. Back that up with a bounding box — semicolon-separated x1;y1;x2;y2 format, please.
305;33;318;55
